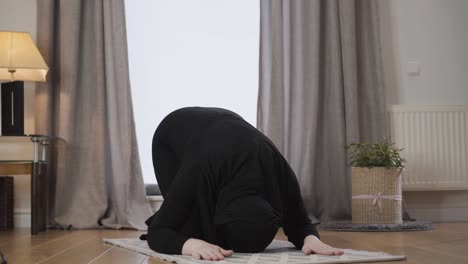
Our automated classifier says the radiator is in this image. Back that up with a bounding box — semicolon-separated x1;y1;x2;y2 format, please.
388;105;468;191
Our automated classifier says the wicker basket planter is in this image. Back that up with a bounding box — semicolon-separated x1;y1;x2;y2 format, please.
351;167;403;224
0;176;14;230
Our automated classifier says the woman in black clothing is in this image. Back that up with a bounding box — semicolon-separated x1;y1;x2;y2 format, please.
143;107;343;261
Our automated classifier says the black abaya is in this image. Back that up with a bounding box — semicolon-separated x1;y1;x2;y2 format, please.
144;107;320;254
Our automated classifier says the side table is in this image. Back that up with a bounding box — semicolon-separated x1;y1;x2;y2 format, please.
0;135;63;234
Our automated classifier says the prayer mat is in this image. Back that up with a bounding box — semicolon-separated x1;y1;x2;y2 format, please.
103;238;405;264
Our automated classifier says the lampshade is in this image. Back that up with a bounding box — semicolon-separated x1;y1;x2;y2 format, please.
0;31;49;82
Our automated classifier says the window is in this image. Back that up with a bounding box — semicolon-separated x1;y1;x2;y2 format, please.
125;0;260;183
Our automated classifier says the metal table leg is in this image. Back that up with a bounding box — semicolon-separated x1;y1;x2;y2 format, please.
39;140;49;232
31;138;40;235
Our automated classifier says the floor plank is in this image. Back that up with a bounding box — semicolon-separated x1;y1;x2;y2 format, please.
1;223;467;263
90;246;146;264
413;238;468;261
39;236;112;264
5;231;98;263
375;245;468;264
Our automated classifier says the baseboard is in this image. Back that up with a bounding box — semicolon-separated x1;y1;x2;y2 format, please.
147;195;163;213
406;207;468;222
14;208;31;228
404;190;468;222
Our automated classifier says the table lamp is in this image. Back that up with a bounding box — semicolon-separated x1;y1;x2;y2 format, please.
0;31;49;135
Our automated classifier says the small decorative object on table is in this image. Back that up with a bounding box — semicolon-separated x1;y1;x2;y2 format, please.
0;176;14;230
346;138;405;224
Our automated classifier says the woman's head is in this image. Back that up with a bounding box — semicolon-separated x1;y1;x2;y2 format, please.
214;195;280;253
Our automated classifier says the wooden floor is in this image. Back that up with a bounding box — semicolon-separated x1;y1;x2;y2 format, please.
1;223;468;263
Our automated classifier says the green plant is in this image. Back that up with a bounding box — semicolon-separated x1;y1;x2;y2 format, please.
345;138;406;168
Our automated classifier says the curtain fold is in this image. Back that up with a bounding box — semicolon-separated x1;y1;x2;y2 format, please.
35;0;152;230
258;0;388;221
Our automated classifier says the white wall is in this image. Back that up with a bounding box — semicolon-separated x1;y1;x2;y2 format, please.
380;0;468;222
0;0;37;227
384;0;468;105
125;0;260;183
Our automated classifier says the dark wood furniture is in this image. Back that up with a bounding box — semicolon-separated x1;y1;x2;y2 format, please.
0;176;14;230
0;135;57;234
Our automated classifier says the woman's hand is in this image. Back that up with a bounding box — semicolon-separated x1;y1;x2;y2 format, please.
182;238;233;261
302;235;344;256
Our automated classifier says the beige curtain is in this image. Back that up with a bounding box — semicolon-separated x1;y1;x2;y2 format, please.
35;0;152;229
258;0;388;221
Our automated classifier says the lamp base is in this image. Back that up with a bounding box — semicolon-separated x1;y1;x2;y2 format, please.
1;81;24;136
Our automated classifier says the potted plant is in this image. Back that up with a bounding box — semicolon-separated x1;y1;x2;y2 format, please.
346;138;406;224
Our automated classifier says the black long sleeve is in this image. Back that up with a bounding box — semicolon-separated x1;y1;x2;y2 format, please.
147;160;207;254
146;183;192;254
280;162;320;249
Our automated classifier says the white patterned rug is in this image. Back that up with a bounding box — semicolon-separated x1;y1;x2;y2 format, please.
103;238;405;264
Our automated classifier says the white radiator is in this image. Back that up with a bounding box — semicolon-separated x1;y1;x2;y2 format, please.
388;105;468;191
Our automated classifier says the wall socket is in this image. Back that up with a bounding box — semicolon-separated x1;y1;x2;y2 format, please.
407;61;421;76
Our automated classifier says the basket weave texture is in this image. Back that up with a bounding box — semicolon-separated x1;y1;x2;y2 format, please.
0;176;14;230
351;167;402;224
